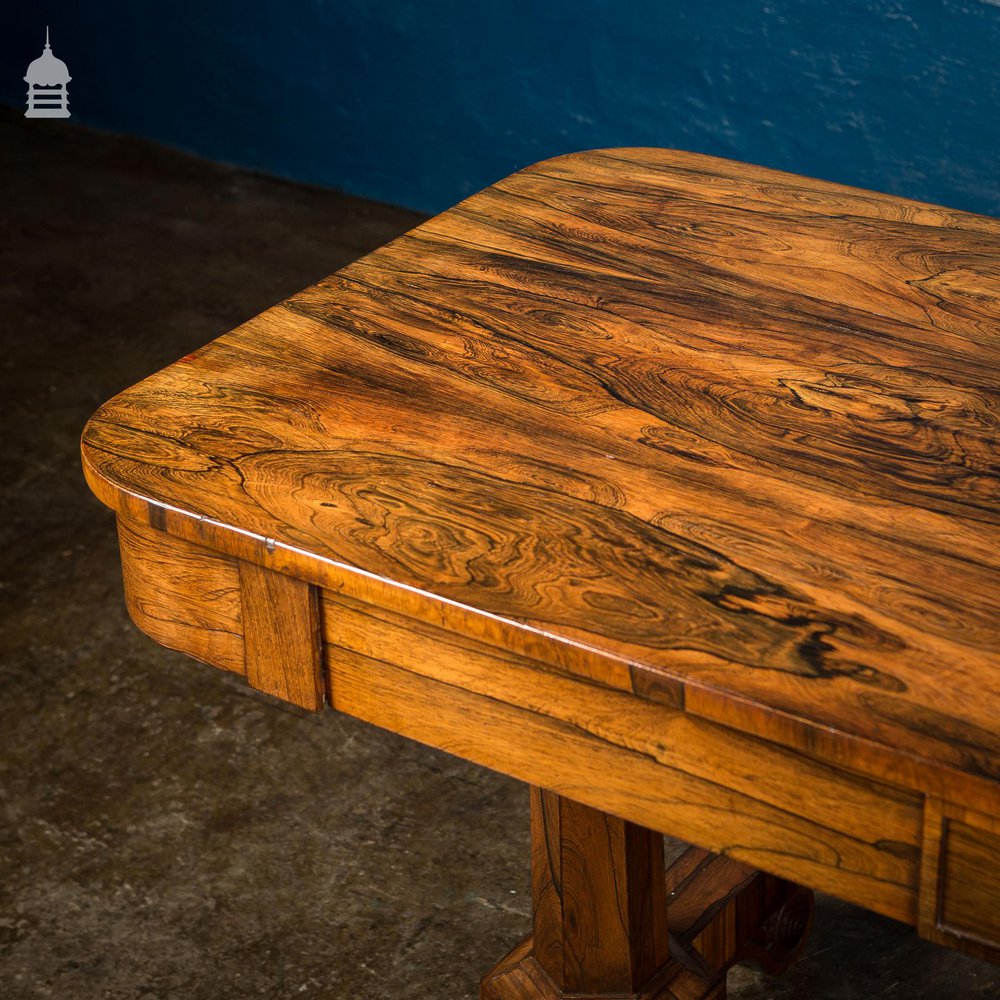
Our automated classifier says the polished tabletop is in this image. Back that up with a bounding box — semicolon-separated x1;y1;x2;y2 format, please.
83;148;1000;812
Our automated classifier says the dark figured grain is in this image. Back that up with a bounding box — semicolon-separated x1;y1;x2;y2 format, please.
82;150;1000;968
83;148;1000;806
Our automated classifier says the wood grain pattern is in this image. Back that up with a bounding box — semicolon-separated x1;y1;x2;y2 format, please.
939;822;1000;952
82;149;1000;964
239;560;323;711
323;627;919;924
320;587;921;921
83;148;1000;804
531;787;669;993
484;791;812;1000
664;846;812;981
918;800;1000;962
117;514;244;674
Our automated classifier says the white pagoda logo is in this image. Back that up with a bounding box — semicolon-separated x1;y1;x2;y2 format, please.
24;27;71;119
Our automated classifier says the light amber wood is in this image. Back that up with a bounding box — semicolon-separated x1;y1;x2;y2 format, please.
117;515;244;674
324;629;918;923
82;150;1000;978
320;588;920;922
83;149;1000;812
239;560;323;711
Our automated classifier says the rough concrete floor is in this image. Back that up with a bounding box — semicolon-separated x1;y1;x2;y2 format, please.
0;107;997;1000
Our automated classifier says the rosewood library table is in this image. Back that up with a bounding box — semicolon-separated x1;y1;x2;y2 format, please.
82;149;999;998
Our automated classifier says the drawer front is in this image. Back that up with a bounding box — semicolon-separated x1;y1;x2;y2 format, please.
920;801;1000;963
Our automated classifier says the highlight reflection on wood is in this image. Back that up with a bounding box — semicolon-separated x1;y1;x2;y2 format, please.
82;149;1000;993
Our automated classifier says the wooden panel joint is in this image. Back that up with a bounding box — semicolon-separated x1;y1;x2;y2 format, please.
239;560;324;711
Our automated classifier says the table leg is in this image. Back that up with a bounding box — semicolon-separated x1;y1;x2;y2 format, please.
481;788;813;1000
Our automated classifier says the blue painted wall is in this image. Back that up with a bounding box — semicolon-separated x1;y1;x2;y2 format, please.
3;2;999;215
